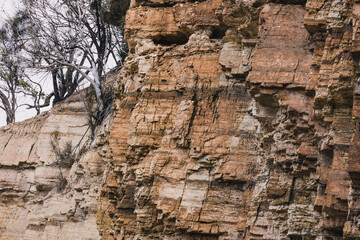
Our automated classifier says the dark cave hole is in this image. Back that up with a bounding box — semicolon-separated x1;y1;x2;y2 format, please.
271;0;307;5
153;33;189;46
210;27;227;39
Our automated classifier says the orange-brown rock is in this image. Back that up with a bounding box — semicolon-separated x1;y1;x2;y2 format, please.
100;0;360;238
3;0;360;239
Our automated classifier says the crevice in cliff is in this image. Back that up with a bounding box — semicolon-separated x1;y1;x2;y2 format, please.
0;162;37;170
210;27;227;40
210;90;220;123
153;33;189;46
288;177;296;203
253;202;263;226
324;228;344;239
1;133;13;155
180;77;199;148
210;17;228;40
186;104;197;137
138;1;179;7
270;0;307;5
27;143;36;160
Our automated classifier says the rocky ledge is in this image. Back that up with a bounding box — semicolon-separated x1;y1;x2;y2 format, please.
2;0;360;239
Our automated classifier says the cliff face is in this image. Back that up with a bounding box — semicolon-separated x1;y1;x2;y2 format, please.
100;0;360;239
0;94;110;239
2;0;360;239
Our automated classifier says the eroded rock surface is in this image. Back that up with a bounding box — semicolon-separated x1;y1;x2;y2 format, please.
3;0;360;239
99;0;360;239
0;94;109;239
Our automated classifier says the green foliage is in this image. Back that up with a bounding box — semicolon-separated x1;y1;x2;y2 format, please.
100;0;130;27
18;79;30;90
44;94;52;104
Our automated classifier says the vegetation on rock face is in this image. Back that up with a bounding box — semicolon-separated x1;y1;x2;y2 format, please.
50;131;77;169
0;0;129;125
0;12;48;124
50;130;77;192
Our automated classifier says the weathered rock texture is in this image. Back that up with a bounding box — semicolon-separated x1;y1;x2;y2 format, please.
3;0;360;239
0;94;111;239
99;0;360;239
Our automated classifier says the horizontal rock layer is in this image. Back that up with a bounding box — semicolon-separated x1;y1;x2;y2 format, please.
2;0;360;239
0;93;109;240
101;0;360;239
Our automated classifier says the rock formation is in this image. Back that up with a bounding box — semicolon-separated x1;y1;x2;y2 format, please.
0;93;108;239
2;0;360;239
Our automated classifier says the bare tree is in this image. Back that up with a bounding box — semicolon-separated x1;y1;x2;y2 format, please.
0;0;128;125
0;13;28;124
0;11;51;124
22;0;128;114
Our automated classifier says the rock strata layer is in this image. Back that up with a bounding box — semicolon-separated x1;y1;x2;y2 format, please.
2;0;360;239
0;94;109;239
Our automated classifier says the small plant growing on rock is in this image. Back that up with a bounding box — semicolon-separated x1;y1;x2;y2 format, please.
50;131;78;192
50;131;77;168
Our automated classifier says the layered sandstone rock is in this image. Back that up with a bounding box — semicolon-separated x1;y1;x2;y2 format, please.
3;0;360;239
99;0;360;239
0;93;109;239
98;0;262;238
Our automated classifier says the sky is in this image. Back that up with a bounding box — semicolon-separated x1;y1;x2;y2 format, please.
0;0;41;126
0;0;19;22
0;0;114;126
